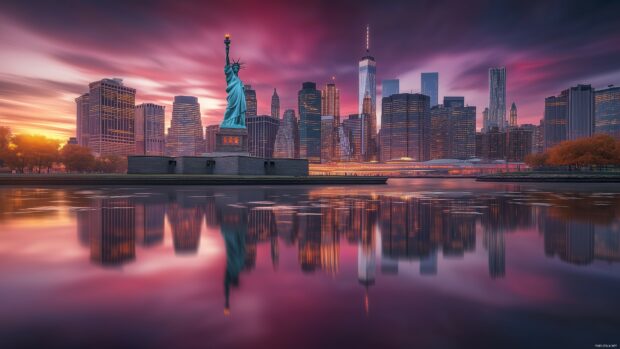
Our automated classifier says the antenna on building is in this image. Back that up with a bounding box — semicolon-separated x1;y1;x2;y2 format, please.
365;25;370;53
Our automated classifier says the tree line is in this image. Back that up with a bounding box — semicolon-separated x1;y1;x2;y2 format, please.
0;127;126;173
525;134;620;170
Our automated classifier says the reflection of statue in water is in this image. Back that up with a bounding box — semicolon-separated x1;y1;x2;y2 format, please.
220;34;247;129
221;213;247;315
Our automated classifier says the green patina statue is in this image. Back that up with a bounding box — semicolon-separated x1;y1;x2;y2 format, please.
220;34;246;129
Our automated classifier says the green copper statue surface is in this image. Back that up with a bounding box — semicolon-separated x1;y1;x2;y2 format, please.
220;34;246;129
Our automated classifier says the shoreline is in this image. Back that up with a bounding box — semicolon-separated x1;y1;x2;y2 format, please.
0;174;388;186
477;172;620;183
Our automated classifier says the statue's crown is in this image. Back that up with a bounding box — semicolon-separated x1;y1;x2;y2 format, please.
232;58;244;69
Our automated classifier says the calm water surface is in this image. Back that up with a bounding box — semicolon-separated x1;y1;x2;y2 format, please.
0;179;619;349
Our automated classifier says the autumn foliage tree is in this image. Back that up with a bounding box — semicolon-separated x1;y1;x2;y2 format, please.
525;153;549;169
0;128;128;173
61;144;95;172
528;134;620;170
7;134;60;173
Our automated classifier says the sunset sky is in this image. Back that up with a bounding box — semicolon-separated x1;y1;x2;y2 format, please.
1;0;619;140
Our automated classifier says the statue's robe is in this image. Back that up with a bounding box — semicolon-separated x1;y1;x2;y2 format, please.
221;64;247;128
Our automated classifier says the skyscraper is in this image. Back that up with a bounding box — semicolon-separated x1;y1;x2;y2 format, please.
271;88;280;119
380;93;431;162
489;67;507;130
451;105;477;159
506;127;533;162
567;84;595;140
358;25;377;155
87;78;136;156
244;85;257;118
298;82;322;163
274;109;300;158
482;107;490;132
430;97;475;160
343;114;369;162
509;102;518;127
382;79;399;99
75;93;90;147
321;115;335;163
321;82;340;123
167;96;204;156
421;72;439;107
135;103;165;156
247;115;279;158
595;85;620;139
544;91;568;150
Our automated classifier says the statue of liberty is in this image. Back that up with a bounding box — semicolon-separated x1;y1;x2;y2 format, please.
221;34;246;129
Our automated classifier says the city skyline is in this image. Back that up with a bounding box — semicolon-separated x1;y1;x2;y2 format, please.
1;1;619;140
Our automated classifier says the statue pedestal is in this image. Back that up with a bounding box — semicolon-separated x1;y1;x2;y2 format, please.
213;127;249;156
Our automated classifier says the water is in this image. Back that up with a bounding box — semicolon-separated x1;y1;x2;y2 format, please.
0;179;619;349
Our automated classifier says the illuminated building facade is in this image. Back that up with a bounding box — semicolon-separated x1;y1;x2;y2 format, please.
274;109;300;158
421;72;439;107
88;78;136;156
244;85;257;118
247;114;279;158
489;67;507;130
343;114;369;162
321;115;335;163
321;83;340;124
430;101;475;160
595;86;620;139
167;96;204;156
75;93;90;147
480;127;506;160
298;82;322;163
544;91;568;150
380;93;431;162
506;127;533;162
521;123;543;154
135;103;165;155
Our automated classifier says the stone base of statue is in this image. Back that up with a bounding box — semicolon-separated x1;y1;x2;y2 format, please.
213;127;249;156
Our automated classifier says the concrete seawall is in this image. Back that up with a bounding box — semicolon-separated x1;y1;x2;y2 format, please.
477;173;620;183
0;174;388;186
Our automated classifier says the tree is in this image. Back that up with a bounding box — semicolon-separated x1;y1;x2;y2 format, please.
0;127;12;168
95;155;127;173
547;134;620;169
10;134;60;173
61;144;95;172
525;153;548;169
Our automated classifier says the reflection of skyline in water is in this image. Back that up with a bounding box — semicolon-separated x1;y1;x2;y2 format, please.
65;187;620;275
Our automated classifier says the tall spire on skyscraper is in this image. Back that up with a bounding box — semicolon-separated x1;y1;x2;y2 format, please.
271;88;280;119
365;25;370;53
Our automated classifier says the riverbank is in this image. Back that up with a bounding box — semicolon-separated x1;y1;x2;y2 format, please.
477;172;620;182
0;174;388;186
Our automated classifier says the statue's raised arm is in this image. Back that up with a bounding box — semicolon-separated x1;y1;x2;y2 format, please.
224;34;231;67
